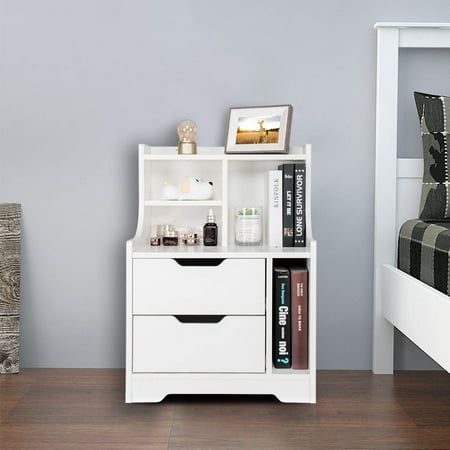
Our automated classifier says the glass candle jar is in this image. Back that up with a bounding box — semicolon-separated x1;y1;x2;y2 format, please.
157;224;174;238
234;207;263;246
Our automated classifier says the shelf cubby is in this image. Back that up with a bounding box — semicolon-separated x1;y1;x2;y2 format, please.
143;205;223;243
144;158;223;203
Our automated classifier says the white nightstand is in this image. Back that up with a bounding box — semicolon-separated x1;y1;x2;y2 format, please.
126;145;316;403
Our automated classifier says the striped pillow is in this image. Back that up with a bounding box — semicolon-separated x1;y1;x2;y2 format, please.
414;91;450;220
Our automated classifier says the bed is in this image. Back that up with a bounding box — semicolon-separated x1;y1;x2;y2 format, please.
373;23;450;374
398;219;450;295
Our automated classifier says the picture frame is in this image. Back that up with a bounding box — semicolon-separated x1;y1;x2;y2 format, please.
225;105;293;154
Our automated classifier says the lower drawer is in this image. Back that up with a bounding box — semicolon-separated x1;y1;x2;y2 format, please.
133;315;265;373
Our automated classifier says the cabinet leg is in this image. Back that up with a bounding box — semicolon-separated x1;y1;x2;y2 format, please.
130;393;168;403
273;392;314;403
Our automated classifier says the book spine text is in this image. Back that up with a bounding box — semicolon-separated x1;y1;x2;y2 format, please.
291;268;308;369
278;164;294;247
266;170;283;247
294;163;306;247
273;267;291;368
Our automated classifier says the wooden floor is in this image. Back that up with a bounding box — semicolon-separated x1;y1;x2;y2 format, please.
0;370;449;449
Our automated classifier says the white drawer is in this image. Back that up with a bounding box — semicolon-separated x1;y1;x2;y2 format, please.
133;315;265;373
133;258;265;315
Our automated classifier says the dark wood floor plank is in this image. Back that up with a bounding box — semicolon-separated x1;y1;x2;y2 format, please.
0;424;171;450
0;369;173;449
0;369;449;449
0;372;33;424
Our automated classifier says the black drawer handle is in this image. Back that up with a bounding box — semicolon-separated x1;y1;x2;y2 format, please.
174;315;225;323
173;258;225;267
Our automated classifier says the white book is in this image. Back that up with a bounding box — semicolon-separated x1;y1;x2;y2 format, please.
266;170;283;247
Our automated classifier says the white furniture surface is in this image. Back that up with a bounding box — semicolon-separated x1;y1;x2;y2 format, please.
133;315;266;373
126;144;317;403
133;258;265;315
373;23;450;374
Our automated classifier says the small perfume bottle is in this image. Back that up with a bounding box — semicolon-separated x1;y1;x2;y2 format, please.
203;209;218;246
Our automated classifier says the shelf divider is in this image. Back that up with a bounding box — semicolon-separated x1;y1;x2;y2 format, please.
222;158;229;246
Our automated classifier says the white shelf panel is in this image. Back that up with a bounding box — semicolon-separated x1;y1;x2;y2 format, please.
132;242;312;258
144;154;224;161
144;153;306;162
226;153;306;161
142;145;308;161
131;372;311;381
142;145;223;156
144;200;223;207
271;368;310;375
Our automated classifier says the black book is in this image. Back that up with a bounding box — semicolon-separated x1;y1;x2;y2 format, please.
278;164;294;247
294;162;306;247
273;266;291;368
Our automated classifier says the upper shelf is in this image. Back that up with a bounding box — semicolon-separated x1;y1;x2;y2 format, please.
131;241;314;258
141;145;308;161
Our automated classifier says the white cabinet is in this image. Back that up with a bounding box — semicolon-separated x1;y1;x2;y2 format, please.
126;145;316;404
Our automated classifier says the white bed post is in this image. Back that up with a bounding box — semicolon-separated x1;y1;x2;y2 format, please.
373;26;399;374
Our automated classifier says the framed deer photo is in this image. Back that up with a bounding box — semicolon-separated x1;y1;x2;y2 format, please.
225;105;292;154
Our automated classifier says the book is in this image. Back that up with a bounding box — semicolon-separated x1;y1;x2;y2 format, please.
266;170;283;247
294;162;306;247
273;266;291;368
290;266;308;369
278;164;294;247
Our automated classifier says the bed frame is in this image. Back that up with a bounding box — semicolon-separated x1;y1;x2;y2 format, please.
373;23;450;374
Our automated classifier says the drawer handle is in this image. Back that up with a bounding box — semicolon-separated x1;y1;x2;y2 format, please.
173;258;225;267
174;315;225;323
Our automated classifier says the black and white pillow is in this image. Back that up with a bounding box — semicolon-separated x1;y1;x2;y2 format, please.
414;91;450;220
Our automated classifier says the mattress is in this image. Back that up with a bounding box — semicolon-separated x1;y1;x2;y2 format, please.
398;219;450;295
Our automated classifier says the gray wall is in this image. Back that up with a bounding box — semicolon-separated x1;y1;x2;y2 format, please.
1;0;449;369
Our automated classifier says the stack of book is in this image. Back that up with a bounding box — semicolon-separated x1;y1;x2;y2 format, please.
266;163;306;247
273;265;308;369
